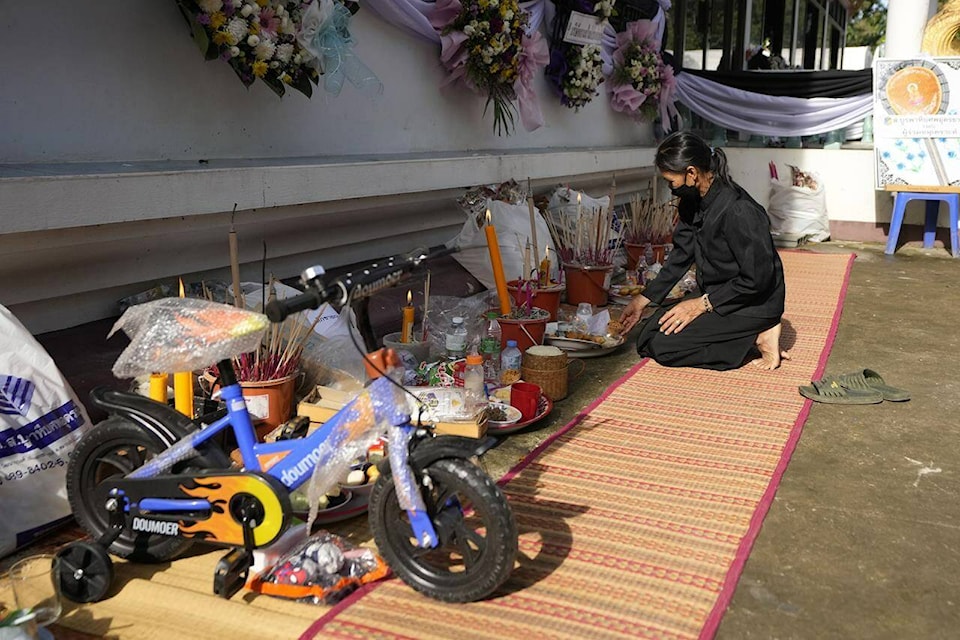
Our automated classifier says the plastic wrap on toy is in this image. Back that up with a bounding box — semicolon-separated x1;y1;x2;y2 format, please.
248;530;389;604
388;424;425;512
127;436;200;479
302;377;411;532
109;298;268;378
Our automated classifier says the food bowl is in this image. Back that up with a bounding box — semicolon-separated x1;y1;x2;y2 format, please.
486;403;522;427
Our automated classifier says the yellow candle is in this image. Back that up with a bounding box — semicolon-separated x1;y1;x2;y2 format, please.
539;246;551;286
484;209;512;316
174;372;194;417
401;290;415;343
173;278;194;417
149;373;168;403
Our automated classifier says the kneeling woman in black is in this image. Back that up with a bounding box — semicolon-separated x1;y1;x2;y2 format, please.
619;131;789;371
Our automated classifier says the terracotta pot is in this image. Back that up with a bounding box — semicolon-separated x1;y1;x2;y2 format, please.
496;307;549;352
650;244;667;264
238;374;298;439
624;242;647;270
562;264;613;307
506;281;565;321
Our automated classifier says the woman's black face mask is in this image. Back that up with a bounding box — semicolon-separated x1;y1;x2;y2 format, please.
670;181;700;201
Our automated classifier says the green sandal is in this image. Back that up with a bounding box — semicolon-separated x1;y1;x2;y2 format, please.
837;368;911;402
798;377;883;404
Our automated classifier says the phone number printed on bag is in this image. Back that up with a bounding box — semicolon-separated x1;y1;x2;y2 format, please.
0;400;86;459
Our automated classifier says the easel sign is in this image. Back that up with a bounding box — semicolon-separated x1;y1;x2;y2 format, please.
874;57;960;189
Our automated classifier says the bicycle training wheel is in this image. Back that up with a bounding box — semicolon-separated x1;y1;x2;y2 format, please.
67;416;231;563
57;541;114;603
368;458;517;602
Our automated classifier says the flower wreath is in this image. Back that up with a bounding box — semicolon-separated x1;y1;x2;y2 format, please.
175;0;376;98
607;19;677;125
545;0;615;110
432;0;548;135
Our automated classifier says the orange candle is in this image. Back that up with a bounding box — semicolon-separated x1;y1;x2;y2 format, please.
401;290;415;343
484;209;512;316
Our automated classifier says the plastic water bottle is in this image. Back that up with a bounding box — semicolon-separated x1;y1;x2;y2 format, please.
500;340;522;385
462;354;486;413
479;312;502;385
574;303;593;334
445;316;468;360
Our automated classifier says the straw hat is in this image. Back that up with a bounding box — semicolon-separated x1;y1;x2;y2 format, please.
923;0;960;55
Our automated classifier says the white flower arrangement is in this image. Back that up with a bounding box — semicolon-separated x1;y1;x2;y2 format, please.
546;0;615;110
175;0;324;97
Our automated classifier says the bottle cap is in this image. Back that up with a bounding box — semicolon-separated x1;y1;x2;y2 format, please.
507;340;518;347
452;316;464;324
486;311;498;319
465;354;483;365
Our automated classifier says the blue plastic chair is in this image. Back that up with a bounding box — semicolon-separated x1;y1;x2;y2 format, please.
885;191;959;258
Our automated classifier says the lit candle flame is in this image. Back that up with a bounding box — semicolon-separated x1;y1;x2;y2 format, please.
544;246;549;259
179;278;185;298
577;193;582;205
406;290;412;305
485;209;491;225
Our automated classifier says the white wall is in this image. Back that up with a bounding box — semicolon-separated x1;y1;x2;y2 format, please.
0;2;659;333
0;2;650;166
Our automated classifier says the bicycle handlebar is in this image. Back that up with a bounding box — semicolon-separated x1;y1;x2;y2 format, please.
264;245;454;323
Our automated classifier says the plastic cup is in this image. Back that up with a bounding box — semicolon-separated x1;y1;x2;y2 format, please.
510;382;541;422
8;554;62;633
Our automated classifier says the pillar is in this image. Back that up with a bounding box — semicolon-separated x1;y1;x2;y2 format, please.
885;0;936;57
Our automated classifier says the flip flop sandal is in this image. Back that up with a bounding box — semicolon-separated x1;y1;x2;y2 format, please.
798;377;883;404
836;368;911;402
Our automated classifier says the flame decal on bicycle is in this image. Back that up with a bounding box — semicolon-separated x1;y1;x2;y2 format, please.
177;475;285;547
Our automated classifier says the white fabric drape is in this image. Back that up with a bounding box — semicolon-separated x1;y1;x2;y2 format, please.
675;72;873;137
364;0;440;43
366;0;547;42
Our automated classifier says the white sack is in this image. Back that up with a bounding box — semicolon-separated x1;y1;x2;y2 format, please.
448;199;558;290
0;304;92;558
767;179;830;242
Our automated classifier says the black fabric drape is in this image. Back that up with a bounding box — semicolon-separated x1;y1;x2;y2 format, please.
682;68;873;99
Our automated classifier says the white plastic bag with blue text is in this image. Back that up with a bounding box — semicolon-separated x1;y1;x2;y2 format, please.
0;304;92;558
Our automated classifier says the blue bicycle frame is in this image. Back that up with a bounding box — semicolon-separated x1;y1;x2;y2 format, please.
126;367;440;548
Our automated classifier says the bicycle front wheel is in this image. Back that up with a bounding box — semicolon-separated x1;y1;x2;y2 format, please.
368;457;517;603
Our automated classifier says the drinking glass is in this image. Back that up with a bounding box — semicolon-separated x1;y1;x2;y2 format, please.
8;554;61;638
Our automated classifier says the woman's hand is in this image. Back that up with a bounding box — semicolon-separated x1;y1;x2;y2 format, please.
619;294;651;335
658;298;705;335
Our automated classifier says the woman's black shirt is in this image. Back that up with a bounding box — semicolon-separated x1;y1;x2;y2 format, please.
642;179;785;318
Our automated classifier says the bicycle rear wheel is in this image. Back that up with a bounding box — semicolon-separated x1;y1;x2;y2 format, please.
67;417;231;563
368;458;517;602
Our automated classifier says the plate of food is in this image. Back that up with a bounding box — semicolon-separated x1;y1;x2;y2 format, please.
609;283;644;305
486;395;553;435
545;334;603;351
565;334;627;358
291;488;370;525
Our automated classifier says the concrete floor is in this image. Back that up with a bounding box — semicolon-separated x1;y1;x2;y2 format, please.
22;240;960;639
480;241;960;639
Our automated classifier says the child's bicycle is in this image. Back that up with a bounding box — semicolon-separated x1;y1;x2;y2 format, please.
56;248;517;604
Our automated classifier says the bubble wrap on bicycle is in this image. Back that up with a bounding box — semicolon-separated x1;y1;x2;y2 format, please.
109;298;268;378
303;376;425;532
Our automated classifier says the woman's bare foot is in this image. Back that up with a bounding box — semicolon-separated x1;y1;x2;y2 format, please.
750;323;791;370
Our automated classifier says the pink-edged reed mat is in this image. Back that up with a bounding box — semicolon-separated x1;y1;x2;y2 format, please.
308;250;854;639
